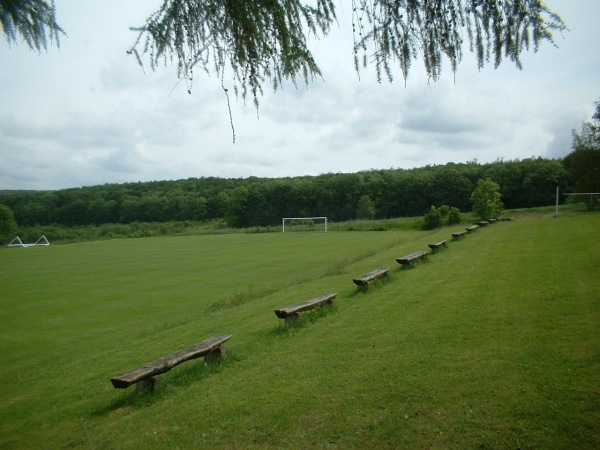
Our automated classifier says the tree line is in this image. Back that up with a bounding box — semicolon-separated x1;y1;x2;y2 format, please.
1;158;569;232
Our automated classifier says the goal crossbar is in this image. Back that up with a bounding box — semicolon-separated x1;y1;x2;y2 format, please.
282;217;327;233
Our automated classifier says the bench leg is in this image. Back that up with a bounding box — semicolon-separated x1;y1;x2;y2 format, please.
204;344;227;363
284;313;300;327
136;376;160;393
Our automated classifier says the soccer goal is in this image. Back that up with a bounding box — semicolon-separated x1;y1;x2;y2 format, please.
559;191;600;214
7;235;50;247
282;217;328;233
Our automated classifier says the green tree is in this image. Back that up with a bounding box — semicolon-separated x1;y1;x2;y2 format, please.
356;195;375;221
522;158;568;206
0;0;64;51
471;178;503;220
226;186;250;228
356;195;375;229
191;196;208;221
207;191;230;220
430;169;473;211
0;204;18;244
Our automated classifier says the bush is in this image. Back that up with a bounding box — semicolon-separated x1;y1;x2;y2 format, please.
422;206;442;230
447;207;462;225
422;205;462;229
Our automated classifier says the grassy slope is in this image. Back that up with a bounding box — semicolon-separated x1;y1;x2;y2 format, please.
0;215;598;449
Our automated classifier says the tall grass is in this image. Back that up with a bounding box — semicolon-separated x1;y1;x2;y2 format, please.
0;211;598;448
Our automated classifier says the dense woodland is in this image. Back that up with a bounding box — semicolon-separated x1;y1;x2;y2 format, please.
1;158;569;232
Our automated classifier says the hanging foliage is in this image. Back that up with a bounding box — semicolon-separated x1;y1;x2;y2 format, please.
0;0;64;51
129;0;565;101
128;0;337;109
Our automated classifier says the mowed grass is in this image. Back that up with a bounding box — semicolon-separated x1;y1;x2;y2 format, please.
0;215;598;449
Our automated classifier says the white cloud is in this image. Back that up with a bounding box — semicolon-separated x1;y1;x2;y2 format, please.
0;0;598;190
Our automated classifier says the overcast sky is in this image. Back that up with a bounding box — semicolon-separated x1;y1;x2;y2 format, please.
1;1;598;191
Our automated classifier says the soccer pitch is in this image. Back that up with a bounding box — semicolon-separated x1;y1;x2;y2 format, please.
1;215;598;449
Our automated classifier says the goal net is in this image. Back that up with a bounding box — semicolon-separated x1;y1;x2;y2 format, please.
282;217;328;233
7;235;50;247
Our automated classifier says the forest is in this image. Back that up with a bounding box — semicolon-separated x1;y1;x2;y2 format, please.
1;158;570;234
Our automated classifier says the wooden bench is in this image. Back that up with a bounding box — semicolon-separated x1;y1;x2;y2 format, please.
452;231;466;239
477;220;489;226
396;250;429;266
274;293;337;326
428;240;447;252
111;334;232;392
466;225;479;233
353;267;389;286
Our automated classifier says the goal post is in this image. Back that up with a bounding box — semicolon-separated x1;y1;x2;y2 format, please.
282;217;328;233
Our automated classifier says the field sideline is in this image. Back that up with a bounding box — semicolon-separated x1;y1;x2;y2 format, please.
0;212;598;448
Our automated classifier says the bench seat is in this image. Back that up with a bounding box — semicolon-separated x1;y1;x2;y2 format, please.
353;267;389;286
466;225;479;232
275;293;337;326
396;250;429;265
428;240;447;251
111;334;232;391
452;231;466;239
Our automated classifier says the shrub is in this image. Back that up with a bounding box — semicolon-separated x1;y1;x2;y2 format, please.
447;207;462;225
422;206;442;230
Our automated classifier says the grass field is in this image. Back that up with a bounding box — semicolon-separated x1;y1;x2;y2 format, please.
0;211;599;449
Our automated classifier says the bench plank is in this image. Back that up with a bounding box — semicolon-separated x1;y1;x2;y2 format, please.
111;334;232;389
353;267;389;286
275;293;337;319
396;250;429;265
428;240;447;251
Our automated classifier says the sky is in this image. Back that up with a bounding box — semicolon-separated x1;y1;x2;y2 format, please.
1;1;599;191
